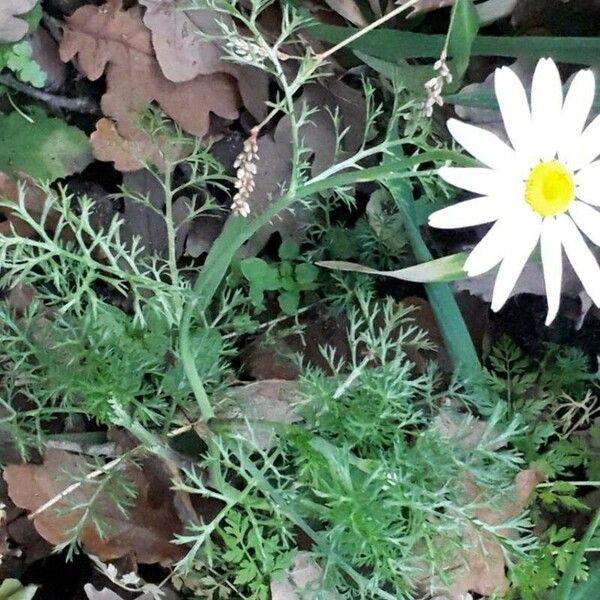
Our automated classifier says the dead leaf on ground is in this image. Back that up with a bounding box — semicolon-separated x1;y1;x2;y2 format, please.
242;309;350;380
401;296;451;372
119;170;191;259
59;0;241;170
208;380;302;448
3;449;185;563
139;0;268;120
321;0;367;26
425;411;544;598
245;79;366;251
0;0;37;43
185;214;224;258
271;552;338;599
84;583;178;600
0;172;53;237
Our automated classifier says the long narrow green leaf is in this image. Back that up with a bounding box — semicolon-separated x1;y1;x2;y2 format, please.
380;126;481;376
317;252;467;283
446;84;600;112
445;0;479;89
308;23;600;65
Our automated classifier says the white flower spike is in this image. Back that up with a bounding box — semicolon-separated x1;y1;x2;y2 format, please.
429;57;600;325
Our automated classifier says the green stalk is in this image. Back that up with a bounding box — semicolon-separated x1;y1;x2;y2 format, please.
383;117;481;378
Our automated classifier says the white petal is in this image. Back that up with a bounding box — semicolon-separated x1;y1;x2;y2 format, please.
540;217;562;325
438;166;517;196
494;66;536;162
568;113;600;171
490;213;542;312
463;217;513;276
557;213;600;306
569;200;600;246
575;160;600;206
428;197;505;229
558;69;595;164
447;119;523;173
531;58;563;161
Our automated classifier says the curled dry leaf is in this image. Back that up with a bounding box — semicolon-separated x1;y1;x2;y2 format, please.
0;0;37;43
3;449;185;563
59;0;241;170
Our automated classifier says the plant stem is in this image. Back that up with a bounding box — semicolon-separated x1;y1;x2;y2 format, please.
163;162;180;286
315;0;423;61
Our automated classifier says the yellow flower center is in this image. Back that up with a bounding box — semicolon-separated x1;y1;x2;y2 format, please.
525;160;575;216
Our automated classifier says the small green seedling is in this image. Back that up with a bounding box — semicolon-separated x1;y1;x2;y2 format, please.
240;239;319;315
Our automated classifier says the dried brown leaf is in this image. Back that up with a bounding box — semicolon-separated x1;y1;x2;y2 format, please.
244;79;365;249
271;552;338;599
3;450;185;563
59;0;240;170
426;414;543;597
321;0;367;26
0;172;52;237
139;0;269;119
0;0;37;43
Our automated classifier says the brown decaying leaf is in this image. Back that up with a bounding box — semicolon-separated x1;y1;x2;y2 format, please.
321;0;367;26
59;0;241;170
3;450;185;563
138;0;269;120
271;552;338;599
119;170;190;259
0;172;54;237
244;79;365;249
0;0;37;43
427;412;544;598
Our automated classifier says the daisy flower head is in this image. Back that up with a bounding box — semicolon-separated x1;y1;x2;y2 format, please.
428;57;600;325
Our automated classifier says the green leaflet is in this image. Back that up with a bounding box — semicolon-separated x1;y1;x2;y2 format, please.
0;109;92;181
0;579;38;600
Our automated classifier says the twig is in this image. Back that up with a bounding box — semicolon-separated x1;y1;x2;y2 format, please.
28;454;126;520
0;72;100;115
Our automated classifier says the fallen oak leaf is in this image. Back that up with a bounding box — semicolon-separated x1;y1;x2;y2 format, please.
3;449;185;563
0;0;37;43
59;0;240;170
139;0;268;119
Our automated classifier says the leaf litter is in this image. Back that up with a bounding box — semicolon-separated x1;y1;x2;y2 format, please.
0;0;597;597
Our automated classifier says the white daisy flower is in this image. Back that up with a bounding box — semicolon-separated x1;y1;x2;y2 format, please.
428;57;600;325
